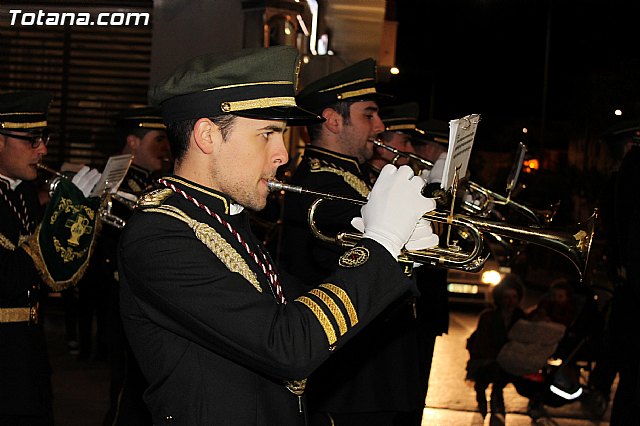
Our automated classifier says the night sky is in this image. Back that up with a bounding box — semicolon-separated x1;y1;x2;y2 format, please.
380;0;640;153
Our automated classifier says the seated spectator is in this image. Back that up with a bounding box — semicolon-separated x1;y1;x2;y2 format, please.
528;279;578;328
466;274;526;419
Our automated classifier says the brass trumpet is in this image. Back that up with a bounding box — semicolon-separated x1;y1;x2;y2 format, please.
372;139;433;170
371;139;554;226
268;179;597;280
37;163;135;229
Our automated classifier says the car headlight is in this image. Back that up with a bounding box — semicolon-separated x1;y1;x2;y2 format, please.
481;270;502;285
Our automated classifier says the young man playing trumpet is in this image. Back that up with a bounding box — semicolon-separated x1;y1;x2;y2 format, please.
117;46;437;425
369;101;423;179
280;63;439;425
0;91;101;425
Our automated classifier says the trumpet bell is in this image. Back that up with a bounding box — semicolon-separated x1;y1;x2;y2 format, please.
459;208;598;282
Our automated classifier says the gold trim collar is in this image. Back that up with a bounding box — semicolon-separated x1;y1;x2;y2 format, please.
162;176;230;214
304;146;361;173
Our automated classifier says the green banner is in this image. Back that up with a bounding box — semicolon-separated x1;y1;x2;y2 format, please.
24;179;100;291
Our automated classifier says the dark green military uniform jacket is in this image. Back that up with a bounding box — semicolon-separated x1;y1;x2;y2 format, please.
0;177;51;418
280;146;427;415
118;175;416;425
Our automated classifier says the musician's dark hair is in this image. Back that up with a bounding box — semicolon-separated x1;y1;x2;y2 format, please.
166;114;237;164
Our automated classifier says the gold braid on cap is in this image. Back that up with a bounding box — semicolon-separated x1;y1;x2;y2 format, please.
338;87;376;100
220;96;296;113
1;121;47;129
386;123;417;131
138;122;166;129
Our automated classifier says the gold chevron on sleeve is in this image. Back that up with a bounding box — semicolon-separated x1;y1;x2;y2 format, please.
295;295;337;345
310;288;347;336
320;283;358;327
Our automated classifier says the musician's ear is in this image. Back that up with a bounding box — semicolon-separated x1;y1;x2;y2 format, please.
321;107;341;134
193;118;218;155
125;134;141;151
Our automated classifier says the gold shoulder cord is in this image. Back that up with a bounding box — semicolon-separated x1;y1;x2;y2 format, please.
308;160;370;198
0;233;16;251
143;205;261;293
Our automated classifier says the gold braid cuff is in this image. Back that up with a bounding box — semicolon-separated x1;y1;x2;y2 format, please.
320;283;358;327
310;288;348;336
295;295;337;346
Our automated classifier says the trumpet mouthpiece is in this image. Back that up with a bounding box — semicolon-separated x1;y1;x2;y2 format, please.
267;178;285;192
266;178;302;194
36;163;66;178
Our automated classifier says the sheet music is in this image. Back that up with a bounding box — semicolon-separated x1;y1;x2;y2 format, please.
89;154;133;197
440;114;481;190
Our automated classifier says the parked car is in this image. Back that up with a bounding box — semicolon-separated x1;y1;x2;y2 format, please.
446;238;517;305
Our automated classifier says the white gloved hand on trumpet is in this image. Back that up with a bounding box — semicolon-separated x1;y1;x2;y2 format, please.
71;165;102;198
351;216;439;253
353;164;438;259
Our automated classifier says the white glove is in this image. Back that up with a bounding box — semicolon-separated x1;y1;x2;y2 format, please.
405;218;439;250
71;166;102;198
359;164;436;259
419;168;431;183
428;152;447;185
351;217;439;251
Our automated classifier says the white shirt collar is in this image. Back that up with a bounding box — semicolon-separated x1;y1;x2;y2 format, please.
230;203;244;215
0;173;22;190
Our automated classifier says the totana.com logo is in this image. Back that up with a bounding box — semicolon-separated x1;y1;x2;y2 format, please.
8;9;150;26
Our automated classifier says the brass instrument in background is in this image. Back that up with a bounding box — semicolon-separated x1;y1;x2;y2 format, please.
267;179;597;281
372;139;433;171
372;139;555;226
37;163;135;229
